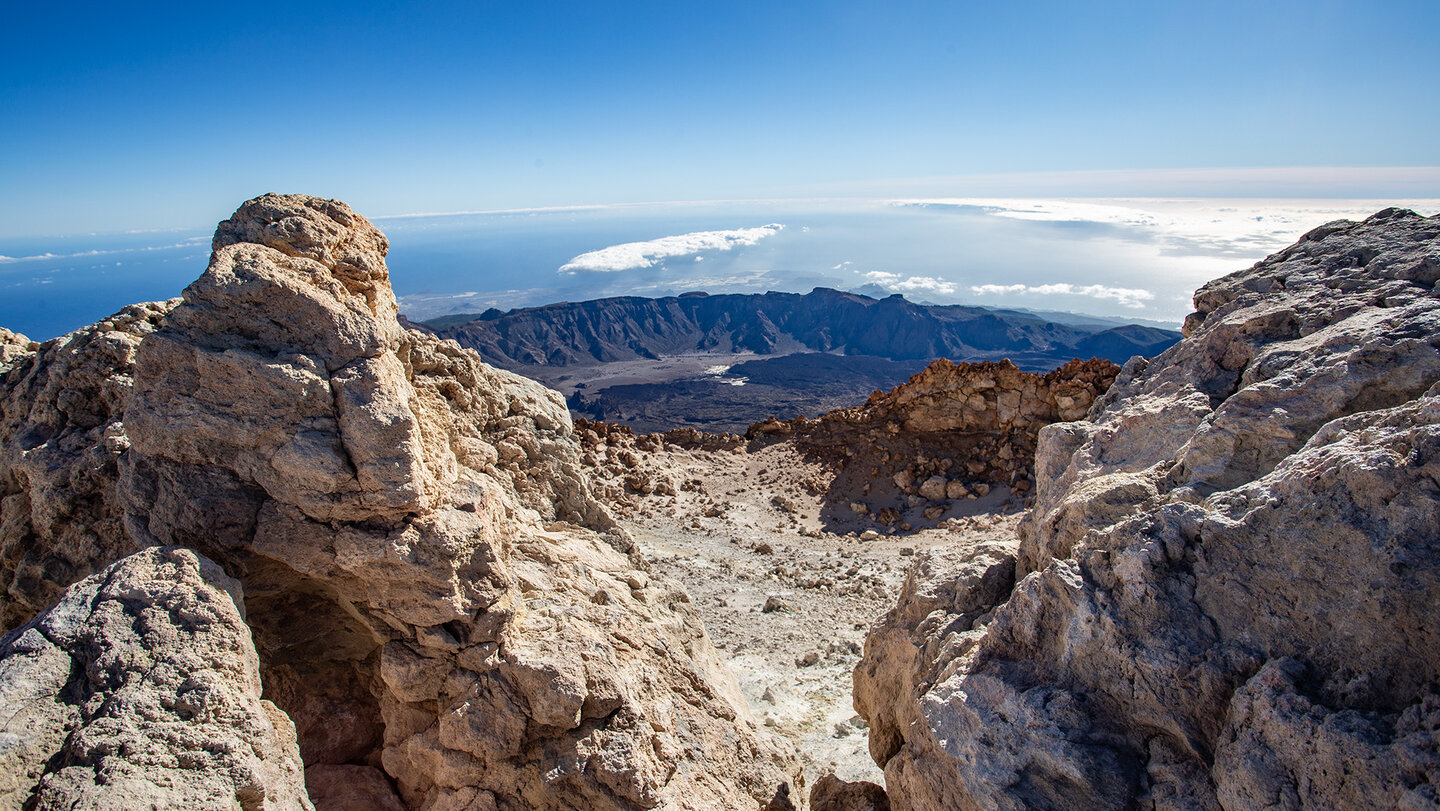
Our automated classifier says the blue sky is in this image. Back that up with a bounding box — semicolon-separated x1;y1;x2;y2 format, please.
2;0;1437;237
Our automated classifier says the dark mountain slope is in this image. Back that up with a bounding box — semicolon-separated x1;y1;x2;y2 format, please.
425;288;1178;371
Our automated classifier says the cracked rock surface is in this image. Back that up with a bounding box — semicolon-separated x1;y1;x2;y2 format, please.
0;194;796;810
0;545;310;810
855;208;1440;810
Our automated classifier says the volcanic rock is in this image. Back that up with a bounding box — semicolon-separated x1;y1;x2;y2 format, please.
0;194;796;809
0;301;175;629
809;773;890;811
0;546;310;810
854;208;1440;809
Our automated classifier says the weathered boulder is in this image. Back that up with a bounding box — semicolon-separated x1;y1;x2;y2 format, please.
855;208;1440;809
0;545;310;810
809;773;890;811
0;329;35;367
0;194;796;809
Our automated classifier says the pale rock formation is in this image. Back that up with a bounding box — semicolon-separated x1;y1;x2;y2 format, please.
0;329;36;367
0;545;310;810
855;208;1440;809
0;194;795;809
0;302;175;629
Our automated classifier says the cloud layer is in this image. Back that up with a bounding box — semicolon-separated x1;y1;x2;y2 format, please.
864;270;957;295
970;282;1154;308
559;224;784;273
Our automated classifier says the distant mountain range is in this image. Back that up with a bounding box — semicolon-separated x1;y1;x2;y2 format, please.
412;289;1181;432
420;288;1181;371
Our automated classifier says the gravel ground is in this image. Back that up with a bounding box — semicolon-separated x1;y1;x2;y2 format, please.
602;438;1025;787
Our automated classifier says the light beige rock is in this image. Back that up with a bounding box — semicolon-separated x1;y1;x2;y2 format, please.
0;328;36;368
0;546;310;810
917;475;947;501
105;194;792;809
855;208;1440;810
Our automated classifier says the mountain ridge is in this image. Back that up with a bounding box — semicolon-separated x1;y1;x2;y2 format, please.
422;287;1181;372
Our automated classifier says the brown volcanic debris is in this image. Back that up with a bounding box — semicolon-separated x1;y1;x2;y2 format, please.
854;208;1440;810
0;194;797;809
741;356;1118;524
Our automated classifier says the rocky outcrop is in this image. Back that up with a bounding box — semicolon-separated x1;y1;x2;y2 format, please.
742;358;1117;529
0;546;310;810
0;329;35;367
809;774;890;811
854;208;1440;809
857;357;1119;432
0;194;795;809
0;302;175;629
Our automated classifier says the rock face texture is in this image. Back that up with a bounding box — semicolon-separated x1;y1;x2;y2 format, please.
0;194;794;810
856;357;1119;433
0;546;310;810
744;358;1118;528
0;302;175;630
854;208;1440;809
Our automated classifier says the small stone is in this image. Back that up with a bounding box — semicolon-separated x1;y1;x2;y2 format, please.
763;596;792;613
918;475;948;500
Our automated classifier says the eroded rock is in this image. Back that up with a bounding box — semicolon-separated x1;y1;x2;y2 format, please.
0;302;175;629
0;546;310;810
1;194;796;810
855;208;1440;809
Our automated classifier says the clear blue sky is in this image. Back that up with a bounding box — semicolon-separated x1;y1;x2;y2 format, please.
3;0;1437;237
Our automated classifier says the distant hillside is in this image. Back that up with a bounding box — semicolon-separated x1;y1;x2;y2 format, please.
421;288;1181;372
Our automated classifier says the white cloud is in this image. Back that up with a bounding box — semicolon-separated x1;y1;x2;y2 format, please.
970;282;1155;308
559;224;785;273
0;237;209;265
864;270;957;295
889;197;1440;260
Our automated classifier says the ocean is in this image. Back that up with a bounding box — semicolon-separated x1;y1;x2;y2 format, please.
5;197;1435;341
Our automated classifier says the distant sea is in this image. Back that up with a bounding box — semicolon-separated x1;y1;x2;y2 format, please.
5;198;1436;341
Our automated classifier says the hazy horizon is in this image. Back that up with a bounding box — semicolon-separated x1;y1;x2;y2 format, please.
6;195;1438;341
3;2;1436;337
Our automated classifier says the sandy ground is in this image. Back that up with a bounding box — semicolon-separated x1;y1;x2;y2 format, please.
601;438;1025;787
